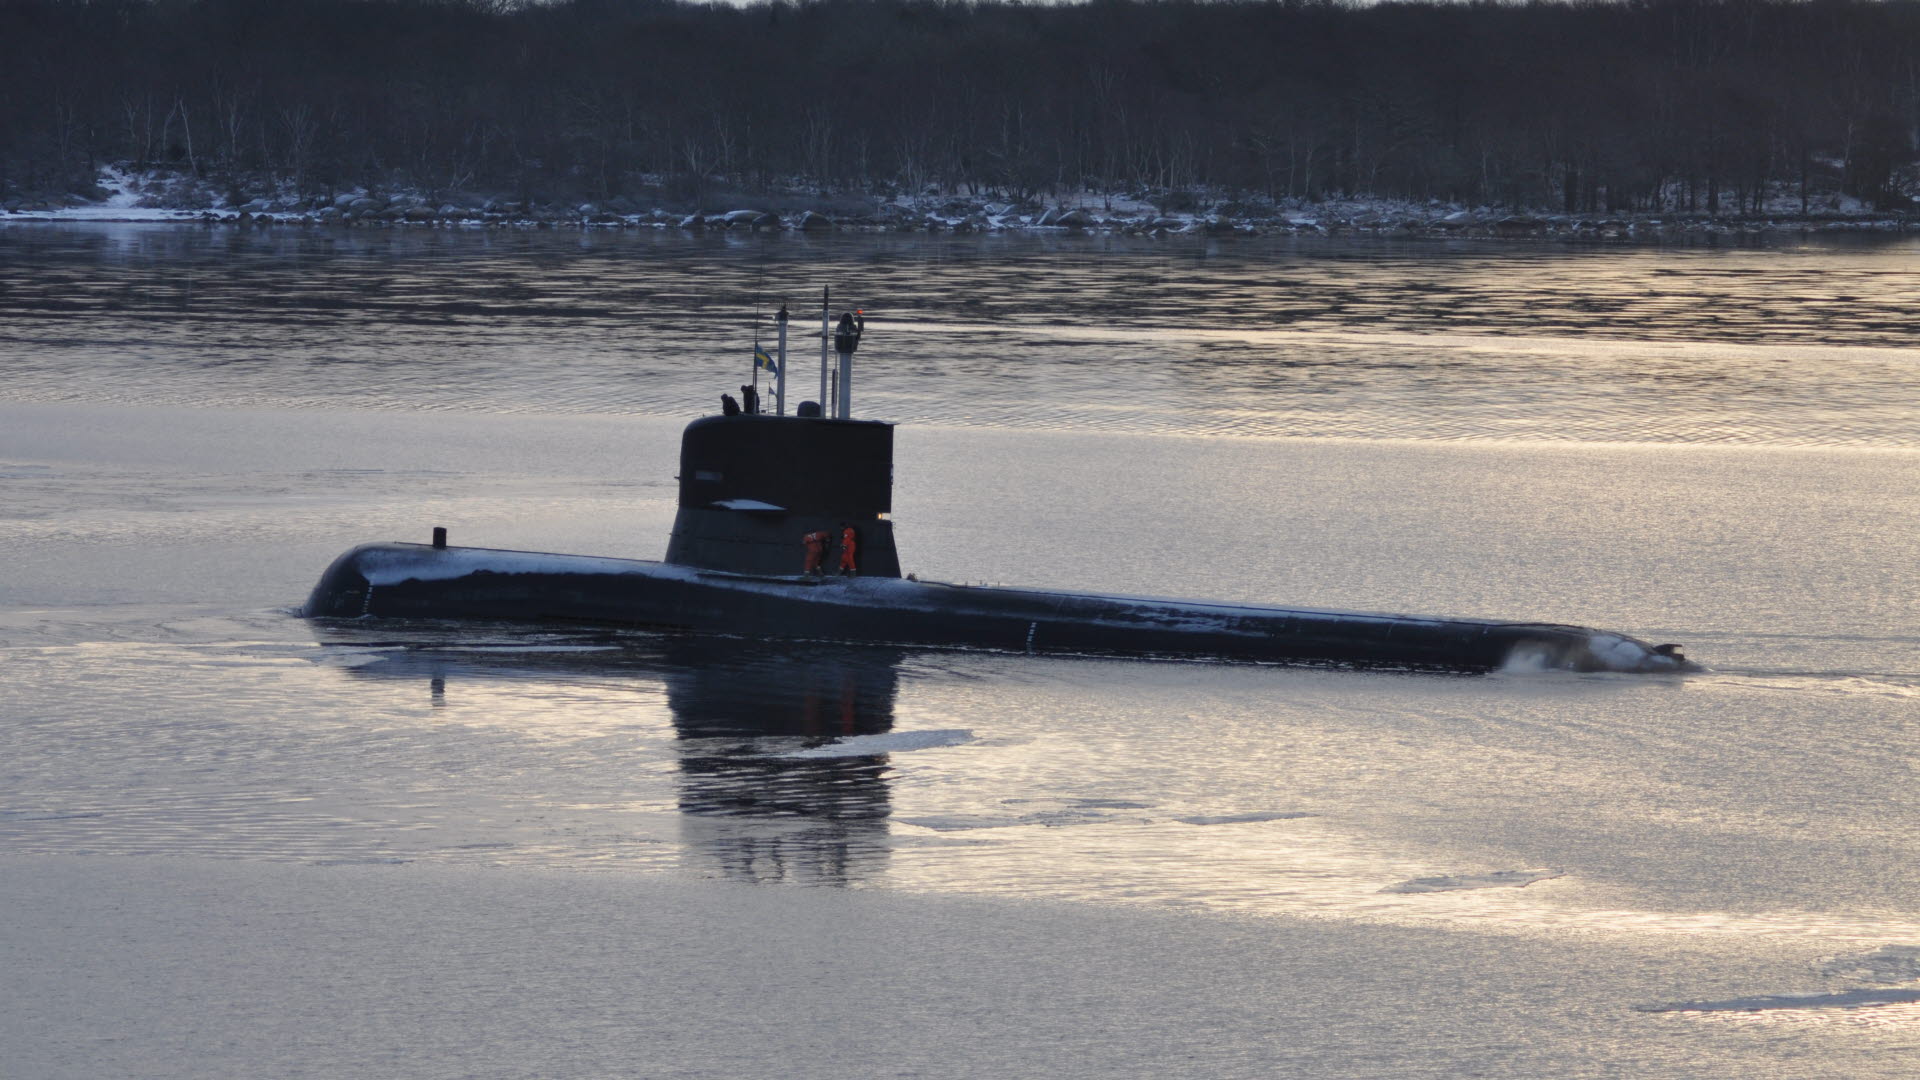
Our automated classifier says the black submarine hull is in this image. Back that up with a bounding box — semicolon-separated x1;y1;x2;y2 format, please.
303;542;1690;674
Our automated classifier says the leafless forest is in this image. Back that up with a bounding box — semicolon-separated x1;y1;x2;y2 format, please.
4;0;1917;214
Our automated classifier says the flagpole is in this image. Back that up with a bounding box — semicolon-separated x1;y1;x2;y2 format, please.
819;287;831;418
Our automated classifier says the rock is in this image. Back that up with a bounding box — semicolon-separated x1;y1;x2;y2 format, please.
1492;216;1544;236
679;213;705;229
348;197;377;215
1035;207;1062;226
721;208;764;226
403;207;437;222
1056;208;1096;228
797;210;834;230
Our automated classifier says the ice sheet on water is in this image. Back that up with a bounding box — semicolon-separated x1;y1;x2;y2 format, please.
896;815;1038;832
1003;797;1153;810
1638;941;1920;1028
1637;988;1920;1013
1381;868;1564;893
777;728;974;758
899;797;1156;832
1818;945;1920;985
1174;811;1314;825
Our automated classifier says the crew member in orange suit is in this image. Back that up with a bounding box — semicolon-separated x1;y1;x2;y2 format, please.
802;529;830;575
838;524;858;575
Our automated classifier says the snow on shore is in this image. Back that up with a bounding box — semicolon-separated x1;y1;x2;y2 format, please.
5;164;1913;238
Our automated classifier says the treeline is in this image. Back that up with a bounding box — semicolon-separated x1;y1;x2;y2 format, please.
3;0;1917;213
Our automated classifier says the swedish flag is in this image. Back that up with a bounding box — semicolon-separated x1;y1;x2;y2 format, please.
754;347;779;376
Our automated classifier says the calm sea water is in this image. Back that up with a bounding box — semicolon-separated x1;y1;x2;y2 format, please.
3;224;1918;1078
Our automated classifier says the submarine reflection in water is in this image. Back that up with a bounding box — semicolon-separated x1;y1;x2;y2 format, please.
325;629;900;886
665;639;899;886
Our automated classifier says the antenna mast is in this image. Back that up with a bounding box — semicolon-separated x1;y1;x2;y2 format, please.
775;303;789;416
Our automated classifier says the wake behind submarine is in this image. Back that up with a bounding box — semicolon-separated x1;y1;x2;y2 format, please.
305;299;1694;675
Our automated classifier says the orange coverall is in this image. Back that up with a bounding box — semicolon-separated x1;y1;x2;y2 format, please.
838;526;858;573
802;530;829;574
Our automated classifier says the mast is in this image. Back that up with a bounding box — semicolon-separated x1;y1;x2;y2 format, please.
775;304;789;416
836;311;853;419
819;287;831;418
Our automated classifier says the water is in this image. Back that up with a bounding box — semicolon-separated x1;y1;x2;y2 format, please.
3;224;1918;1078
6;226;1917;443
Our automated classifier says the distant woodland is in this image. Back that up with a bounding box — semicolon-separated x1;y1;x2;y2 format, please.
3;0;1917;214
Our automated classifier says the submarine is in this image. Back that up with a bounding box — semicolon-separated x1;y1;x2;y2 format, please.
305;301;1694;675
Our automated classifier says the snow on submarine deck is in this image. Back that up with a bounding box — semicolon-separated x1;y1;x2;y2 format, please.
302;542;1693;674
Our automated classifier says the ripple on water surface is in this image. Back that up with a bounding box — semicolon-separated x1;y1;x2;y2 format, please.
3;227;1918;446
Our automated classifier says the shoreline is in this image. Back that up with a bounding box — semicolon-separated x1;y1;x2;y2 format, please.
7;203;1913;240
5;167;1913;240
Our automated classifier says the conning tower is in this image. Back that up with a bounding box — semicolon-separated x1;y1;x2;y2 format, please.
664;413;901;577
